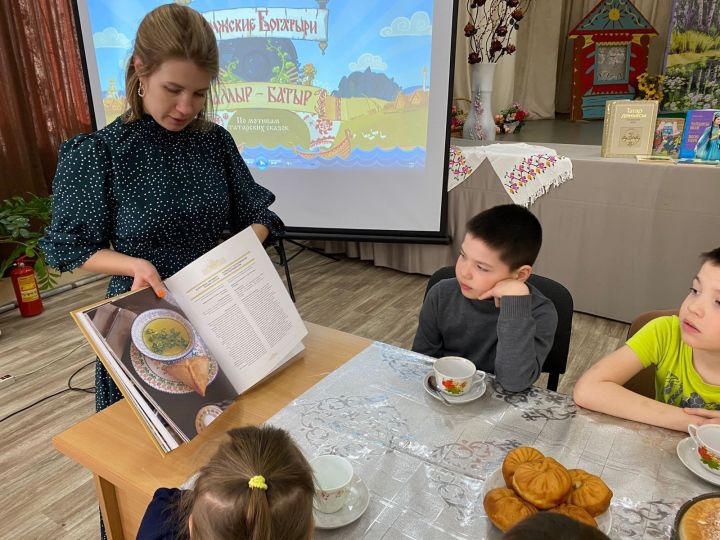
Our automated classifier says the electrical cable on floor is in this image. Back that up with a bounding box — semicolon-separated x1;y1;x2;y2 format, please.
67;359;96;394
0;359;96;424
12;341;88;378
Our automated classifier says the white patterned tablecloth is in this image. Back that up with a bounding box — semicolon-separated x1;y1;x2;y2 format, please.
267;342;712;540
447;143;573;207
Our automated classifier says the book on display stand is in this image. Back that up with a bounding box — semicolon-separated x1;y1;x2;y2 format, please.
72;227;306;454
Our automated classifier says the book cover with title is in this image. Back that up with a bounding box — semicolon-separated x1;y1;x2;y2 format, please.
679;109;720;160
601;100;658;158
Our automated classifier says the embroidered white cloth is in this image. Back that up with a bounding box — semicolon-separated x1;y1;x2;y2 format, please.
447;143;574;207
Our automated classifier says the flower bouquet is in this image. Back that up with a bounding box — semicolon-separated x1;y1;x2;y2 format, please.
636;72;664;102
450;103;467;134
495;102;528;134
464;0;532;64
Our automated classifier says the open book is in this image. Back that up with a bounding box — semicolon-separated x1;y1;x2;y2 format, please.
71;227;307;454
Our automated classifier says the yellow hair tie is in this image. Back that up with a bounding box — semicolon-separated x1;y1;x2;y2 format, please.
248;475;268;490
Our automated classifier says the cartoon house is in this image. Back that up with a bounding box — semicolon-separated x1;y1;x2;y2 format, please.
568;0;657;120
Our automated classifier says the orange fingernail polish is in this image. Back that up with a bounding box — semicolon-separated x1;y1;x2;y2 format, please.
157;289;165;298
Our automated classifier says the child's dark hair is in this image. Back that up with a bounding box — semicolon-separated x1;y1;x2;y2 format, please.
701;247;720;266
502;512;610;540
178;425;314;540
466;204;542;270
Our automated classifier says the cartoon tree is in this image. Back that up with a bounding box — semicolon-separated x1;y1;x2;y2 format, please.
302;63;317;86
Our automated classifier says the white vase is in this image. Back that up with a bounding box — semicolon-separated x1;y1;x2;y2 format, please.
463;62;496;141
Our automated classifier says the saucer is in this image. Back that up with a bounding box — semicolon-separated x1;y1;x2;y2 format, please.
423;371;486;404
677;437;720;487
313;474;369;529
481;468;612;535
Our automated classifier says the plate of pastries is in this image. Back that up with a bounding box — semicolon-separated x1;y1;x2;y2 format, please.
483;446;613;535
672;492;720;540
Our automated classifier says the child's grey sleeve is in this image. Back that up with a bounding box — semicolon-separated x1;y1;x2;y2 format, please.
411;289;443;358
494;295;558;392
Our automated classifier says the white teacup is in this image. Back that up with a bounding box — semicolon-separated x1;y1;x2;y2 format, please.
433;356;486;396
688;424;720;476
310;454;354;513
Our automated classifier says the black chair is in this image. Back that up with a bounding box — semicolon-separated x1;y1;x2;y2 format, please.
423;266;573;391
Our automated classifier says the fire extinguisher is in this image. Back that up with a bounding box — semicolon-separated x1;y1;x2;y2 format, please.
10;256;44;317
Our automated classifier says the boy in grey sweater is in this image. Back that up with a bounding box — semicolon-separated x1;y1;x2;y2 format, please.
412;205;557;392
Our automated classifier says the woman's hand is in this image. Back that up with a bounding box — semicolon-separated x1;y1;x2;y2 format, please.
250;223;270;243
684;408;720;425
129;258;165;297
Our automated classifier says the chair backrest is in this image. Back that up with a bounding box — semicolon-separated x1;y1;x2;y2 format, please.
424;266;573;391
622;309;678;398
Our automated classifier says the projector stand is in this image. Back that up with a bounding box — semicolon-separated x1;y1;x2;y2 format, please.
282;238;340;263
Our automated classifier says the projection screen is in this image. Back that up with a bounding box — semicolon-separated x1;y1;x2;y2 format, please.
74;0;456;242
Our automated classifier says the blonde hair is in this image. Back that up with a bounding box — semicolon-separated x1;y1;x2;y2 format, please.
178;426;315;540
124;3;218;129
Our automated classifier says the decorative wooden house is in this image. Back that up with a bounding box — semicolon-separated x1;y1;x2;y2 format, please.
568;0;657;120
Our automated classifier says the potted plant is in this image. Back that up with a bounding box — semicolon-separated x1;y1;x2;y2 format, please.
0;194;58;290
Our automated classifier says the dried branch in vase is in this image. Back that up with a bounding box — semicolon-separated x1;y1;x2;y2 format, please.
464;0;532;64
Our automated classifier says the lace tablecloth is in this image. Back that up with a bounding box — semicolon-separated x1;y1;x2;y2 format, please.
268;342;712;539
448;143;573;207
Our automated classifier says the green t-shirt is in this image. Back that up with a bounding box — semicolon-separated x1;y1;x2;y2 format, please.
626;315;720;409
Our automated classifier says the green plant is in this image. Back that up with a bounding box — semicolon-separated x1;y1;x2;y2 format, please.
0;194;59;290
267;41;296;84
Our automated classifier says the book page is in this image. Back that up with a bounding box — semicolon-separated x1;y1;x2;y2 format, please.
73;287;241;448
73;309;181;452
164;227;307;394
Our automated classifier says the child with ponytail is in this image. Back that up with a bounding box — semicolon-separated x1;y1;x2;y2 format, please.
137;425;315;540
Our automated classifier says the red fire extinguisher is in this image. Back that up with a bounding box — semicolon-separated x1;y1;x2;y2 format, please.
10;256;44;317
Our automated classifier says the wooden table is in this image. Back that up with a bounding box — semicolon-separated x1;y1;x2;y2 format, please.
53;322;371;540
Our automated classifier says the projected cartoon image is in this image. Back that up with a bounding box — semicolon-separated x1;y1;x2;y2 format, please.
88;0;433;170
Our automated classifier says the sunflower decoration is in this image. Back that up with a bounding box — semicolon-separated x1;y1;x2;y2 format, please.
636;72;664;102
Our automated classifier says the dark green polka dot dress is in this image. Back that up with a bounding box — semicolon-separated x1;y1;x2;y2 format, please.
40;115;284;412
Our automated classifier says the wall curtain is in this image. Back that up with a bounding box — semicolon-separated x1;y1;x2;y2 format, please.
0;0;91;201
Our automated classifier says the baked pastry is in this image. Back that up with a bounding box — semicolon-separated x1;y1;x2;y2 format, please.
502;447;545;486
165;355;210;396
511;457;572;509
678;497;720;540
565;469;613;517
483;488;538;533
549;503;598;528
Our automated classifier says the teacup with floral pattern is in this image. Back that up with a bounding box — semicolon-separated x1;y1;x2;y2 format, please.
433;356;485;396
688;424;720;475
311;454;354;513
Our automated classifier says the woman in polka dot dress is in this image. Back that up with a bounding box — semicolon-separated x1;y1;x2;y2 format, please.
40;4;284;413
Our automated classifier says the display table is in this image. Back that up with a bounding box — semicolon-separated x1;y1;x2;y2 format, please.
320;142;720;322
52;322;371;540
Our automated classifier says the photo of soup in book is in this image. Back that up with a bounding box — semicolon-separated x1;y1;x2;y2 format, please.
87;288;239;441
132;309;195;362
